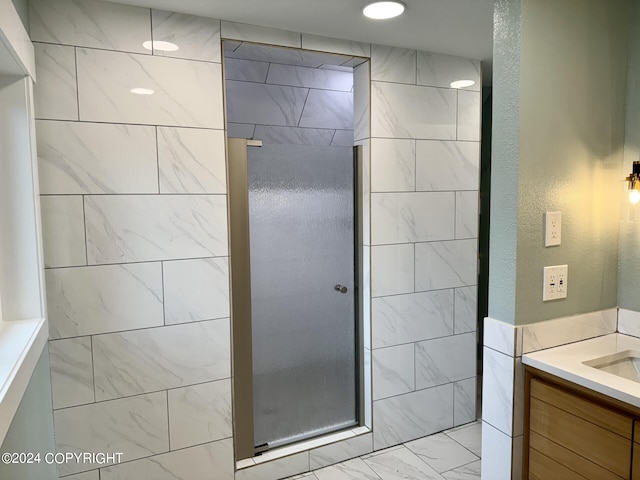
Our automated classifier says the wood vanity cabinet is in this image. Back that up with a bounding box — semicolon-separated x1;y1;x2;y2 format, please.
524;367;640;480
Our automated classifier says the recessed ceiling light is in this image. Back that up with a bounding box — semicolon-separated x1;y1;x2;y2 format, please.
450;80;476;89
142;40;179;52
130;87;155;95
362;1;406;19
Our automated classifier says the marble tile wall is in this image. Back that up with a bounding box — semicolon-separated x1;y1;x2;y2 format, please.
33;1;481;478
224;55;354;147
31;0;233;478
369;43;481;451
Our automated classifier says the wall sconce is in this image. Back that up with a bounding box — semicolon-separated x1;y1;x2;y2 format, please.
627;161;640;204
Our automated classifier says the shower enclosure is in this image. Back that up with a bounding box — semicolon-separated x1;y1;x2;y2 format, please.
228;139;361;459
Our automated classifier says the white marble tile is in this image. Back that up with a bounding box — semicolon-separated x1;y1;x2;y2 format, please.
521;308;617;353
442;460;481;480
93;318;230;400
37;120;158;194
224;58;269;82
480;422;512;480
221;21;301;48
101;439;233;480
227;123;256;138
513;358;524;437
254;125;335;146
444;421;481;457
371;45;416;84
163;257;229;325
267;63;353;91
309;434;373;470
361;140;371;246
417;53;480;92
302;35;370;57
353;63;370;142
152;10;221;63
158;127;226;194
456;91;481;142
455;191;478;240
618;308;640;337
46;263;163;339
364;348;372;427
315;457;379;480
371;192;454;245
415;141;480;192
512;435;523;480
54;392;168;476
77;49;224;129
364;444;444;480
371;83;456;140
481;347;514;436
454;378;477;427
332;130;354;147
371;138;415;193
373;384;453;450
85;195;228;264
372;290;454;348
415;333;476;389
226;43;345;68
40;195;86;268
483;317;517;357
371;244;414;297
63;471;99;480
372;344;414;400
168;379;231;449
299;90;353;130
30;0;151;54
226;80;308;126
33;43;77;120
454;287;477;335
235;452;309;480
414;240;477;291
49;336;94;409
405;433;478;473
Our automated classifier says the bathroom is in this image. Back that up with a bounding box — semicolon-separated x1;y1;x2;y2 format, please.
1;0;639;479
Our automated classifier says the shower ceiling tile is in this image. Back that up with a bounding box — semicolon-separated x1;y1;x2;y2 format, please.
93;319;231;400
253;125;334;146
371;138;416;193
37;120;158;194
46;263;163;339
152;10;221;63
416;141;480;192
54;392;169;476
225;81;308;127
299;90;354;130
415;333;476;389
371;45;417;85
84;195;228;264
417;52;481;92
77;48;223;128
163;257;230;324
40;196;87;268
371;192;455;245
372;290;454;349
267;63;353;91
158;127;227;194
225;41;352;68
371;82;456;140
100;439;233;480
30;0;151;54
414;240;477;291
33;43;78;120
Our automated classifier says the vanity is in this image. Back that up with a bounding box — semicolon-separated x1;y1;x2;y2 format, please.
523;334;640;480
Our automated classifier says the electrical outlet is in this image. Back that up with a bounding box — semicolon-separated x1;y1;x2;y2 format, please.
543;265;568;301
545;211;562;247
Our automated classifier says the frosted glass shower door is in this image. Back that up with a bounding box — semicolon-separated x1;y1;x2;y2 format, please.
248;143;357;449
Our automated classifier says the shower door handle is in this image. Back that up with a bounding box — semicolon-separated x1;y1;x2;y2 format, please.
335;285;348;294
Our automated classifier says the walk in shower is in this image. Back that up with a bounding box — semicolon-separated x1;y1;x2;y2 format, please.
224;42;368;459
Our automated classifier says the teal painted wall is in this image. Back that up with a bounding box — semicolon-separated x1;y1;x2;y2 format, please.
0;346;58;480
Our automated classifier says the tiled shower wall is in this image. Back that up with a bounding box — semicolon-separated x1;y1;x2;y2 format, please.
368;46;481;450
31;0;481;478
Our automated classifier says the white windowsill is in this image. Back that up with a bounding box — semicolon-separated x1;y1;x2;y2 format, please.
0;317;48;445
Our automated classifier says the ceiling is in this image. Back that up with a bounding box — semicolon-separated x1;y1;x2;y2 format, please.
110;0;494;83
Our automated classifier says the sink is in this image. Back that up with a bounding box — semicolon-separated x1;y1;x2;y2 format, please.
583;350;640;383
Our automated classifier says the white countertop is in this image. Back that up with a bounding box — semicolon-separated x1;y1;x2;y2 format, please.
522;333;640;409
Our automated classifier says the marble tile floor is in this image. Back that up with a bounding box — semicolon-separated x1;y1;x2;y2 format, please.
286;421;481;480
